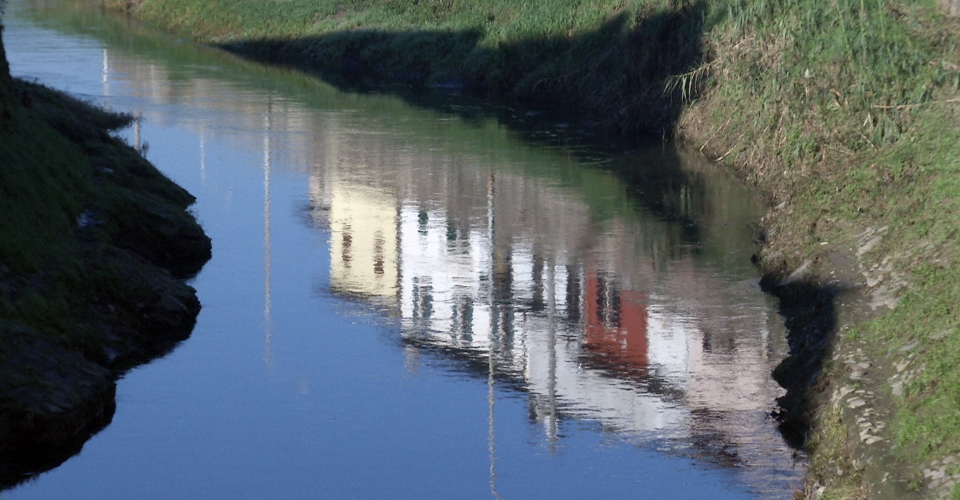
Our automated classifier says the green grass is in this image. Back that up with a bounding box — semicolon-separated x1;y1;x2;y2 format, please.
805;401;865;499
0;74;202;374
1;79;123;353
862;264;960;462
0;107;89;272
0;79;104;385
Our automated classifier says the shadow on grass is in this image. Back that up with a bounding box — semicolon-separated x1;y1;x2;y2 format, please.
220;3;707;140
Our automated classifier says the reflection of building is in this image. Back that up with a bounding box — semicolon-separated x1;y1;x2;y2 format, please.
309;148;785;451
583;270;649;372
328;182;398;304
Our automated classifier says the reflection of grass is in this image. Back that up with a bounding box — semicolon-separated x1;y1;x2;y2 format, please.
17;0;764;272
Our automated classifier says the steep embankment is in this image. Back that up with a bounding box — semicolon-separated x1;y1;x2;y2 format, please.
90;0;960;497
0;24;211;488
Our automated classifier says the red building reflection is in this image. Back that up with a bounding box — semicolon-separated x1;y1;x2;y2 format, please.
583;269;649;375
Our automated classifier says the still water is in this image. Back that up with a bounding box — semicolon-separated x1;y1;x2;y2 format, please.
3;1;804;497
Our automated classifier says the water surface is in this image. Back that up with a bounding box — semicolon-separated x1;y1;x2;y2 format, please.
3;2;804;497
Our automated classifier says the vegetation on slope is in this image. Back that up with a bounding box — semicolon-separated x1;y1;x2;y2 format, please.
0;23;211;486
681;3;959;497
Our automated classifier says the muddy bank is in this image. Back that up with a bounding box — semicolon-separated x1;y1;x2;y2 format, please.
0;29;211;488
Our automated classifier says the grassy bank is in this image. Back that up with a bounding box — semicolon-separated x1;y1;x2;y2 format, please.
0;24;211;487
682;2;960;498
85;0;960;496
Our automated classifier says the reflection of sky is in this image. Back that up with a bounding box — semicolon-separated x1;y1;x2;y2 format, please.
5;2;803;498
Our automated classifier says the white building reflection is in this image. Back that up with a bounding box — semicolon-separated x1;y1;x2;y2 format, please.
306;133;788;466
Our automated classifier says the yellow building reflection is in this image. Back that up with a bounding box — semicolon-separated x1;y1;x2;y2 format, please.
328;181;398;305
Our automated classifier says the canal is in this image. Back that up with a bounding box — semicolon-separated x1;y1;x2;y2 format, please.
3;1;804;497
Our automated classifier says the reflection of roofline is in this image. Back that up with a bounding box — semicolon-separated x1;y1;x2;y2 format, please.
575;354;685;400
400;335;540;401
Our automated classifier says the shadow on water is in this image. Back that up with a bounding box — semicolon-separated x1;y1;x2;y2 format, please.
763;281;839;448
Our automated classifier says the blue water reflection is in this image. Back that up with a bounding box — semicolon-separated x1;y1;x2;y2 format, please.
3;1;803;498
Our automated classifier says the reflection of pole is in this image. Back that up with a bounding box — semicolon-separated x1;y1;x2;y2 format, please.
263;101;273;367
101;48;110;97
133;112;141;153
547;257;558;451
199;127;206;183
488;349;501;500
486;172;502;500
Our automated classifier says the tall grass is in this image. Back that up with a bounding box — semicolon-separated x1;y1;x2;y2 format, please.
700;0;960;164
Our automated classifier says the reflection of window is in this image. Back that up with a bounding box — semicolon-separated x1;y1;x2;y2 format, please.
373;231;384;275
566;265;581;322
418;209;428;235
701;329;735;353
411;277;433;320
531;255;545;312
446;219;458;242
341;224;352;268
